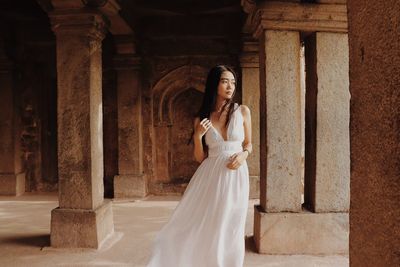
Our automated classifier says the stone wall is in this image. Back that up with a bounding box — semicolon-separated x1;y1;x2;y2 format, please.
145;59;241;195
347;0;400;266
0;0;251;198
6;12;58;193
135;12;244;195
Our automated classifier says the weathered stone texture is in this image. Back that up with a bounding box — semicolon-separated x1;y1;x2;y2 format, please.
1;13;58;193
314;32;350;212
348;0;400;266
0;50;25;196
304;32;350;212
112;51;147;198
240;41;260;179
51;199;114;248
114;174;147;198
254;205;349;254
170;88;203;181
52;16;106;210
0;173;25;196
260;30;303;212
116;65;143;175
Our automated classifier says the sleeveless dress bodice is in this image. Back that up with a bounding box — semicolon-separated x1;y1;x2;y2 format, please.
205;103;245;158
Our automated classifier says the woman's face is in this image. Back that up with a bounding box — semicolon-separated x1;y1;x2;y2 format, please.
217;71;235;100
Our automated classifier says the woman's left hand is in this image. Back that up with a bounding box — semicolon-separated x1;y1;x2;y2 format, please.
226;151;248;170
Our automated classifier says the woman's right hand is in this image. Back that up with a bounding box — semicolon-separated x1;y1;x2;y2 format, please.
195;118;212;138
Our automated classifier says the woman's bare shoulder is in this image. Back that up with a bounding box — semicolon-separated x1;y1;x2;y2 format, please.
239;104;251;116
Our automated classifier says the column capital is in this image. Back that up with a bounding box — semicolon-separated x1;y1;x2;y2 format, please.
50;0;119;12
240;39;259;68
241;0;257;14
249;1;348;39
113;54;141;70
113;34;140;70
114;34;136;54
47;0;132;36
49;10;109;42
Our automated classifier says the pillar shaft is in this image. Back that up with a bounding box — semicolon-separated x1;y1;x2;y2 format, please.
259;30;303;212
116;57;143;175
113;42;147;198
240;39;260;199
51;11;107;210
304;32;350;212
0;43;25;196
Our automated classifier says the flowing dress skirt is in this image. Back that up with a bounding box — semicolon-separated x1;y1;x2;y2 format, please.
146;143;249;267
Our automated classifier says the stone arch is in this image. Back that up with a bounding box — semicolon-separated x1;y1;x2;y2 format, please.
152;65;207;126
152;65;207;190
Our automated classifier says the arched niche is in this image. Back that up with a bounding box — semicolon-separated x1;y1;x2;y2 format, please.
170;88;203;182
153;65;207;126
152;65;207;190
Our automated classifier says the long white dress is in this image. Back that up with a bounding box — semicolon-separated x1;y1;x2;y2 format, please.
146;103;249;267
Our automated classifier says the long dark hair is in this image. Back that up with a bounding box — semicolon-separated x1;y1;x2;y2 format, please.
187;65;239;146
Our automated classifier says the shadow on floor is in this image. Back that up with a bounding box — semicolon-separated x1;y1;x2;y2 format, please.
1;234;50;248
245;235;257;253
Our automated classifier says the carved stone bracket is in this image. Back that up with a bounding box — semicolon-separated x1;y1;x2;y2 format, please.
49;11;109;42
241;0;257;14
241;1;348;39
240;39;259;68
114;34;136;54
43;0;132;36
113;54;141;70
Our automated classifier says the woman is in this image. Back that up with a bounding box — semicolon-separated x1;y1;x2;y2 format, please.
146;65;252;267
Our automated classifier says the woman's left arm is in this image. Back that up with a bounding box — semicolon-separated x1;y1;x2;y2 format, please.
241;104;253;155
227;105;252;169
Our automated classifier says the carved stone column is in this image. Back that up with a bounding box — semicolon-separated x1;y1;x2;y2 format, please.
49;9;114;248
304;32;350;213
239;38;260;199
0;37;25;196
258;29;303;212
243;0;350;254
113;35;147;198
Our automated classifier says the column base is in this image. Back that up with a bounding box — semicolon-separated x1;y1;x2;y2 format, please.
249;175;260;199
114;174;147;198
50;199;114;249
0;172;25;196
253;204;349;254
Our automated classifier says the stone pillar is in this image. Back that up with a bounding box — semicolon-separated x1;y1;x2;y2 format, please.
49;10;114;248
0;38;25;196
113;35;147;198
259;30;303;212
240;39;260;199
304;32;350;212
248;1;349;255
348;0;400;266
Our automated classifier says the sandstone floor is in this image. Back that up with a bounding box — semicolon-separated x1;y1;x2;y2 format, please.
0;193;348;267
